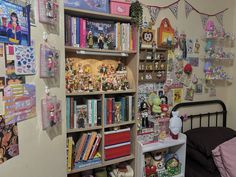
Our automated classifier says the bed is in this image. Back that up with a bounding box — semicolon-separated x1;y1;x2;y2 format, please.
171;100;236;177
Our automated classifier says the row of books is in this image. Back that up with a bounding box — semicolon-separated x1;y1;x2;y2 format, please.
66;97;102;129
104;96;135;125
64;15;137;51
67;132;102;171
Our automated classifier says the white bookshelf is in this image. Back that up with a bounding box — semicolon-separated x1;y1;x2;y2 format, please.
136;133;186;177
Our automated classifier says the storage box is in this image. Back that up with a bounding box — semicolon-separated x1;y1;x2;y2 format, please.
104;128;131;146
104;142;131;160
64;0;109;14
110;0;131;16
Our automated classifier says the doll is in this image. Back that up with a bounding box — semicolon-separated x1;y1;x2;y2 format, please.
179;33;187;59
87;31;94;48
140;101;149;128
48;103;56;126
98;33;104;49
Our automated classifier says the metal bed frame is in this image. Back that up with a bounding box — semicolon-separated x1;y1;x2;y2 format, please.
171;100;227;132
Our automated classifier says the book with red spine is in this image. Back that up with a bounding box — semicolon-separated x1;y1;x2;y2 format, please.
89;134;102;159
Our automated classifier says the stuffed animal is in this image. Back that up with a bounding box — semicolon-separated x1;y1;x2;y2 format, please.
169;111;182;139
145;153;157;177
148;93;161;115
165;153;181;176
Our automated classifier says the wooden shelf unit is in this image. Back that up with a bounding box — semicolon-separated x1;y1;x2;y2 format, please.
64;5;139;176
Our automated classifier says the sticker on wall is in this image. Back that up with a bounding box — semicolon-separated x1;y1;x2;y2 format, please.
185;87;194;101
0;116;19;165
186;39;193;54
194;39;200;54
173;88;183;105
14;45;36;75
188;57;199;67
3;84;36;125
195;83;203;94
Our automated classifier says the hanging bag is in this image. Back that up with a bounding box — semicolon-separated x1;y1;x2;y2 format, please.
158;18;175;47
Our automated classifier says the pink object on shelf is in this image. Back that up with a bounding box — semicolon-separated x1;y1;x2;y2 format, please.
110;0;131;16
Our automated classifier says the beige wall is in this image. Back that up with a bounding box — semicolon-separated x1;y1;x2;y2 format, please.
0;1;66;177
0;0;235;177
227;0;236;129
140;0;235;122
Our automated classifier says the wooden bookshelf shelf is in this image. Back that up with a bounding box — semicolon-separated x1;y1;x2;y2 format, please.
64;7;132;22
104;154;135;166
68;163;103;174
65;46;137;56
105;121;136;128
67;126;103;133
66;89;136;96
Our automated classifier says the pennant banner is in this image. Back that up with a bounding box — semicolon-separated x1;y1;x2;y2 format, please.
216;12;224;26
200;14;209;29
185;1;193;18
169;2;179;19
148;6;160;23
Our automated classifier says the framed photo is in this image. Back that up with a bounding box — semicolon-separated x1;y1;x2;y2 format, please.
0;0;31;46
141;29;155;45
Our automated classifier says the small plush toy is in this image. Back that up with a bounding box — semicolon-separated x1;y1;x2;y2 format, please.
145;153;157;177
148;93;161;115
183;64;192;75
165;153;181;176
169;111;182;139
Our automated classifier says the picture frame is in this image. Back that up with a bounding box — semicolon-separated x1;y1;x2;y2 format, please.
0;0;31;46
141;29;155;45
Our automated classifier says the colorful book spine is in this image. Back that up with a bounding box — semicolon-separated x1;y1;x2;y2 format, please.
80;18;86;48
66;97;70;129
94;99;97;126
75;133;87;162
81;133;91;160
76;17;80;47
97;100;102;126
91;99;95;127
132;25;137;51
67;136;74;172
87;99;92;126
71;17;76;47
70;97;74;129
83;131;97;160
73;100;77;128
104;98;107;125
89;134;102;159
116;22;121;50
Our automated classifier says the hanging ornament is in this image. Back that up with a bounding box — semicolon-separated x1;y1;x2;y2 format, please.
200;14;209;29
147;6;160;23
185;1;193;18
216;12;224;26
169;2;179;19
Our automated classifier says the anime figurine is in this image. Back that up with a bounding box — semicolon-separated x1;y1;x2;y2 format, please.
194;39;200;53
107;33;114;50
46;0;54;18
48;103;56;127
7;12;22;44
152;41;157;60
87;31;94;48
179;33;187;59
140;101;149;128
98;33;104;49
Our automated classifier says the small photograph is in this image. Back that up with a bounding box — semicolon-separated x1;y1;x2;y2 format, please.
195;83;203;94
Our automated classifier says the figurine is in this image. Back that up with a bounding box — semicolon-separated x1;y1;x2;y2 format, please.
46;0;53;18
179;33;187;59
205;20;217;38
194;39;200;54
140;101;149;128
169;111;182;139
87;31;94;48
107;33;114;50
165;154;181;176
152;41;157;60
98;33;104;49
48;103;56;127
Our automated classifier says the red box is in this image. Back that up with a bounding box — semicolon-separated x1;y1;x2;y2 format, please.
110;0;131;16
104;128;131;146
105;142;131;160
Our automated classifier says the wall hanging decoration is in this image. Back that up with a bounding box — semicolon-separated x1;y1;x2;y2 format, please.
184;0;228;27
141;29;155;45
14;45;35;75
0;116;19;165
158;18;175;48
0;0;31;46
38;0;59;25
3;84;36;125
141;0;180;23
41;87;61;130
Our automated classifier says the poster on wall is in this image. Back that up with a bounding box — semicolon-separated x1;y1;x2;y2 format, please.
0;116;19;164
0;0;31;46
3;84;36;125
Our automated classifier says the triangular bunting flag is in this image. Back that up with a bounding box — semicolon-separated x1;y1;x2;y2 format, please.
185;1;193;18
216;12;224;26
169;2;179;19
147;6;160;23
200;14;209;29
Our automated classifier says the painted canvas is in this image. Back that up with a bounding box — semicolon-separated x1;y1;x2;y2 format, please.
0;0;31;46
